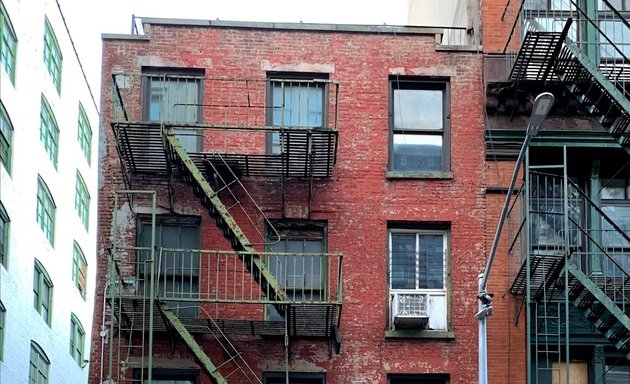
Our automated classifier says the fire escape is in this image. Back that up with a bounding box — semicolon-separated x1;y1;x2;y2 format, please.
498;0;630;382
104;74;342;383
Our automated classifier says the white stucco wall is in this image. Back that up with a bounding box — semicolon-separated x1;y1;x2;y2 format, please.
0;0;99;383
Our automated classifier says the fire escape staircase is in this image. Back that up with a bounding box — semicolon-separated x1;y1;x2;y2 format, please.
163;130;290;309
510;176;630;357
510;19;630;154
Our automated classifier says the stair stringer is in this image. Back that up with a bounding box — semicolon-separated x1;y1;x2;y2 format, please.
160;304;229;384
164;131;290;307
566;263;630;353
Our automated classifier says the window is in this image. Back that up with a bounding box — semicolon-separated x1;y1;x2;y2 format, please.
138;218;200;317
389;78;450;173
267;221;326;320
388;226;448;331
143;70;203;152
75;171;89;230
0;201;8;267
388;374;450;384
267;74;326;154
69;313;85;365
29;341;50;384
43;18;62;92
72;241;87;297
263;372;326;384
0;101;12;173
36;176;56;245
0;1;17;83
0;301;5;361
33;259;53;325
77;103;92;164
40;96;60;167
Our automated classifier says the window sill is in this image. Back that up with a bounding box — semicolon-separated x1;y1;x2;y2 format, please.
386;171;453;180
385;330;455;339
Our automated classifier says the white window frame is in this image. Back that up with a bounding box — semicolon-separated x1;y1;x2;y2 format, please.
388;228;448;331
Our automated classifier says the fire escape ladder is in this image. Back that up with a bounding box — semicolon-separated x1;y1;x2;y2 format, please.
160;304;229;384
556;39;630;152
163;130;290;311
510;16;630;153
566;263;630;355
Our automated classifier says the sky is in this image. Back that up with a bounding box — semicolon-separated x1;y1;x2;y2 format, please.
57;0;410;104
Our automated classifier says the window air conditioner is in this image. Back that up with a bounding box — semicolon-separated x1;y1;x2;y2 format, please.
391;292;429;330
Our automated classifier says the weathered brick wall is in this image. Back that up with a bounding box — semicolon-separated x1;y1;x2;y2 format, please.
482;0;523;54
91;23;486;384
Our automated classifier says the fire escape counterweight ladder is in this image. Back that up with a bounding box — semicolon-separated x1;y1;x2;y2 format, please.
163;130;290;308
160;304;228;384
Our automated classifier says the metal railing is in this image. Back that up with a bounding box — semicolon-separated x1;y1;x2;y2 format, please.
508;170;630;311
111;73;340;132
112;246;343;305
501;0;630;90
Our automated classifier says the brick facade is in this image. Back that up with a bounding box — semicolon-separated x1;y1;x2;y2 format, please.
91;21;486;384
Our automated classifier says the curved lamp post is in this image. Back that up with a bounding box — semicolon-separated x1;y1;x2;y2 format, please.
477;92;555;384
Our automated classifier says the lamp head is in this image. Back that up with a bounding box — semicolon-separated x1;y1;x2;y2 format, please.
527;92;555;136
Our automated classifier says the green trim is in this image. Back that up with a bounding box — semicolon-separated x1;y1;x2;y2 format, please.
40;95;60;167
0;1;17;84
77;103;92;164
72;241;87;298
0;101;13;174
0;300;4;361
75;171;90;230
0;200;8;268
33;259;53;326
69;313;85;365
30;341;50;383
43;17;62;92
385;330;456;339
36;176;56;246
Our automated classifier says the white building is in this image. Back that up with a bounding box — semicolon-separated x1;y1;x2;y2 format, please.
0;0;99;383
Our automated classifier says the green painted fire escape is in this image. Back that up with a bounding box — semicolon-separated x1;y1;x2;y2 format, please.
164;129;290;308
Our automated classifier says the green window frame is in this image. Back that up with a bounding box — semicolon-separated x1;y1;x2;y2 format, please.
69;313;85;365
0;1;17;84
72;241;87;297
0;201;8;267
43;17;62;92
30;341;50;384
40;96;59;167
0;301;5;361
75;171;89;230
77;103;92;164
36;176;56;245
33;259;53;325
0;101;12;173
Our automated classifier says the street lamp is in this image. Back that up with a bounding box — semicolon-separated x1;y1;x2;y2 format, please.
476;92;555;384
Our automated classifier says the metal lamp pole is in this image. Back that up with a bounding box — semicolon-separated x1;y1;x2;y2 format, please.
477;92;555;384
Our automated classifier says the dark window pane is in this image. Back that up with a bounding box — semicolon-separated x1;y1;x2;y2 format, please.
418;235;444;289
391;234;416;289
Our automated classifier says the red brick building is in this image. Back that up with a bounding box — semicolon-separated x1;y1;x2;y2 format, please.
90;18;485;384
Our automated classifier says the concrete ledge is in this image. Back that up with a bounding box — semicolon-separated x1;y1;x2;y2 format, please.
385;330;456;339
386;171;453;180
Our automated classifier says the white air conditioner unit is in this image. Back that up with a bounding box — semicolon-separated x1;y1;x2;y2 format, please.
391;292;429;330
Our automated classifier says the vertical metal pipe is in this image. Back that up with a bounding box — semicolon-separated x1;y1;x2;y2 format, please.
478;273;488;384
147;192;157;382
525;148;532;384
562;146;571;384
107;192;119;383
